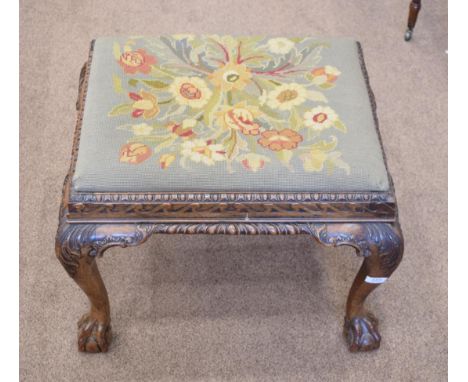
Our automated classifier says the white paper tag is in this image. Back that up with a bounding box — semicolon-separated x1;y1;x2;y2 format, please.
365;276;388;284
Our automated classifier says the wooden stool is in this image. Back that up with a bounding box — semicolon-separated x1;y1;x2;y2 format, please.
56;35;403;353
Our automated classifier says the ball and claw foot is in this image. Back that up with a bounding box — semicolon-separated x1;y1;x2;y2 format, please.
77;314;112;353
404;29;413;41
344;313;381;352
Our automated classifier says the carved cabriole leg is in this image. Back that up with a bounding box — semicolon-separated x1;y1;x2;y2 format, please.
309;223;404;352
405;0;422;41
55;221;154;352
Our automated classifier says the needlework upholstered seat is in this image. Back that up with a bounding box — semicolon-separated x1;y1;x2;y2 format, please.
56;35;403;354
73;36;389;193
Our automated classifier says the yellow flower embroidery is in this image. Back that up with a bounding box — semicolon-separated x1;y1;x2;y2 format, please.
181;139;226;166
159;153;176;169
129;90;160;119
266;83;308;111
132;123;153;136
209;62;252;91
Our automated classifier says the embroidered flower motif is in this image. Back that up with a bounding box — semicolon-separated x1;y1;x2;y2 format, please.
118;49;156;74
110;36;350;173
119;143;152;164
266;83;308;111
168;119;197;139
170;77;212;109
129;90;160;119
237;153;271;172
303;106;339;131
209;62;252;91
258;129;303;151
309;66;341;88
216;102;262;136
181;139;226;165
132;123;153;136
267;38;295;54
159;153;176;169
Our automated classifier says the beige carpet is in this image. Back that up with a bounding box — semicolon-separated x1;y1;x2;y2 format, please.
19;1;447;381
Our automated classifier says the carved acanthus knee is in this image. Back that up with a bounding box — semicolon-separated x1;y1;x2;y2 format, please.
55;222;156;277
308;223;404;274
55;224;97;278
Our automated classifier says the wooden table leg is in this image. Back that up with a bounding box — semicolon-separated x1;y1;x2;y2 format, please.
405;0;422;41
55;221;154;352
74;257;112;352
55;226;112;352
312;223;404;351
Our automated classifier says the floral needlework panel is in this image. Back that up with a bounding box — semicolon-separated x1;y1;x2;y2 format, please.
72;35;390;192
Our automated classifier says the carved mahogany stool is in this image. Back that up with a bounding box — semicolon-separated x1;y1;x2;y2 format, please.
56;35;403;353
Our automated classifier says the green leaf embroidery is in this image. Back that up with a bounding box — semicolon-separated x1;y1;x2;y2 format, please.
236;134;249;151
311;136;338;152
259;105;281;120
327;152;350;175
158;98;174;105
112;74;123;94
150;66;177;78
307;90;328;103
289;108;302;131
203;88;221;127
247;136;258;153
236;90;281;120
108;104;132;116
333;120;347;133
226;91;233;106
224;129;238;159
319;82;335;89
307;127;320;141
128;78;139;87
276;150;293;166
142;80;169;89
154;137;177;153
289;37;304;43
112;42;121;61
128;134;172;143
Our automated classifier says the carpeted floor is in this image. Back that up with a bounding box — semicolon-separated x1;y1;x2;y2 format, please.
19;1;447;381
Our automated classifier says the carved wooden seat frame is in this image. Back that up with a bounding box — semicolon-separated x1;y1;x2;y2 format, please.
55;46;404;353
